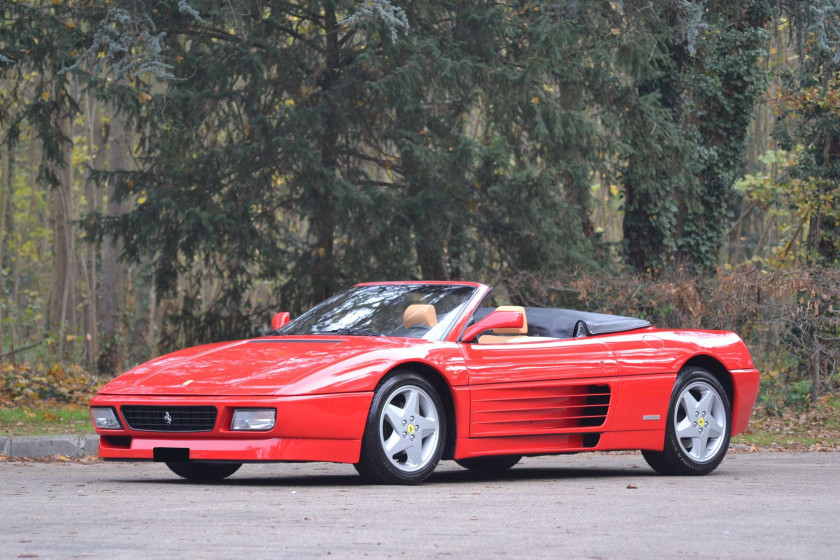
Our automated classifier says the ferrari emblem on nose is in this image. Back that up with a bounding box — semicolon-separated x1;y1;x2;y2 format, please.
164;411;173;425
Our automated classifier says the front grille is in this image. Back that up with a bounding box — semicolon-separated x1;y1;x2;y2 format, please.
121;405;218;432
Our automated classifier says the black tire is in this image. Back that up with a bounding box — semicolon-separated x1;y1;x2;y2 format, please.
642;367;731;476
455;455;522;472
165;461;242;481
354;371;446;484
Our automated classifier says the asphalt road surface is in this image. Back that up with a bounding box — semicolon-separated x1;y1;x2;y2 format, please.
1;452;837;559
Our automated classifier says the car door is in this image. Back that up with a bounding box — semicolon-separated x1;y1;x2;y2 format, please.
459;338;619;437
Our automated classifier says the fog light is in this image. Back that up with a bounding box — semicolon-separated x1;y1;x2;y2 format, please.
231;408;276;431
91;407;122;430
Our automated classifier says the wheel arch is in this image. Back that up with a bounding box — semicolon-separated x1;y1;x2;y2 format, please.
642;354;734;475
680;354;734;405
375;361;458;461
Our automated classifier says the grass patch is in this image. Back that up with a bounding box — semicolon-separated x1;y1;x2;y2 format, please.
0;405;93;436
731;396;840;450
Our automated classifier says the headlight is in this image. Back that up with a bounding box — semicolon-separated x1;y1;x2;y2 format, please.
91;407;123;430
230;408;276;431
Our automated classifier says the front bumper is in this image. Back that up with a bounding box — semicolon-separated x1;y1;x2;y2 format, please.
731;368;761;436
91;392;373;464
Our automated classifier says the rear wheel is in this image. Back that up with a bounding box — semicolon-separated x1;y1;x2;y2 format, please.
165;461;242;481
456;455;522;472
355;371;446;484
642;367;731;476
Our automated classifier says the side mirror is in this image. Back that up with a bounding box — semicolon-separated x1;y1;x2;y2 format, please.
271;312;291;331
461;310;525;343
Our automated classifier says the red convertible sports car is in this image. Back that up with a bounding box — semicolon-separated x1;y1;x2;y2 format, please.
90;281;760;484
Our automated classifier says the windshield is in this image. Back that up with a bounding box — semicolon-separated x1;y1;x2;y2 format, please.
280;284;476;341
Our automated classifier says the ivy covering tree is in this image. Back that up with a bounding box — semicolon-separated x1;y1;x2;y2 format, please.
621;0;771;273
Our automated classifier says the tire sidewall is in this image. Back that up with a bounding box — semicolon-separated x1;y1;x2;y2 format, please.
359;371;446;484
664;367;732;475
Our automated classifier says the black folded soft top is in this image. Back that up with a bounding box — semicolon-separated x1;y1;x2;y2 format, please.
474;307;651;339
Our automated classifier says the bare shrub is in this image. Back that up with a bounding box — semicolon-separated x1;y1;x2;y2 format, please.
506;266;840;405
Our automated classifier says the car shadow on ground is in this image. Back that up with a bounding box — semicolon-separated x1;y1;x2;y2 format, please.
109;464;658;487
431;465;657;484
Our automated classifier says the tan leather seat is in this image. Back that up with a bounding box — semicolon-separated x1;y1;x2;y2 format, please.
477;305;527;344
403;304;438;329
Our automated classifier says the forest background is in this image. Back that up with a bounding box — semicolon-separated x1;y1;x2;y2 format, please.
1;0;839;425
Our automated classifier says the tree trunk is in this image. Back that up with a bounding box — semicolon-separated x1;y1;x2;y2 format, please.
130;260;156;365
148;279;157;359
99;108;133;374
83;97;109;371
564;169;594;240
310;6;340;304
84;96;108;370
621;18;686;274
394;98;450;281
402;146;448;279
47;96;77;351
810;330;820;405
0;143;10;357
807;129;840;264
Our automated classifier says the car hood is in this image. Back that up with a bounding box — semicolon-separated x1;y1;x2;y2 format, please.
97;336;422;396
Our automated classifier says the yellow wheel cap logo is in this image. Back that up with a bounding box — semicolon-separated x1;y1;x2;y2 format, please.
698;417;705;427
407;424;415;434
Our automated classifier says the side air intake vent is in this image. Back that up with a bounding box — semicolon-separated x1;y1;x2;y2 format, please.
582;433;601;448
471;383;612;437
579;385;611;427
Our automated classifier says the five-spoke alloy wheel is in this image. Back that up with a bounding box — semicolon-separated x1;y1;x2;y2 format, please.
355;371;446;484
643;367;731;475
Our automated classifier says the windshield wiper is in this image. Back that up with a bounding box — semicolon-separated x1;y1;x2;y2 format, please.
316;328;384;337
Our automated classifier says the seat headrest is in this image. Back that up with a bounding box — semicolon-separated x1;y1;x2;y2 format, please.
403;304;438;329
492;305;527;334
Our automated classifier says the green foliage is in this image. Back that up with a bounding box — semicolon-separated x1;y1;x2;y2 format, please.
0;1;87;179
77;0;631;347
621;0;771;274
774;11;840;265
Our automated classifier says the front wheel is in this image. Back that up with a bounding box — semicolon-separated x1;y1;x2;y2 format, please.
166;461;242;481
642;367;731;476
354;372;446;484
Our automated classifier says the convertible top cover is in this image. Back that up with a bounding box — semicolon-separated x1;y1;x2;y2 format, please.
475;307;651;338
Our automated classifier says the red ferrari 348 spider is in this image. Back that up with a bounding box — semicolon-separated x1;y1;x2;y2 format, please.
90;281;759;484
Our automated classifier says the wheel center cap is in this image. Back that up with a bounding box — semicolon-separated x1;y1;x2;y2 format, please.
407;424;416;435
698;417;706;428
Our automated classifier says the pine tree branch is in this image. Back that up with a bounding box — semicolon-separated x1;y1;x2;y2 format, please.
183;23;325;55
